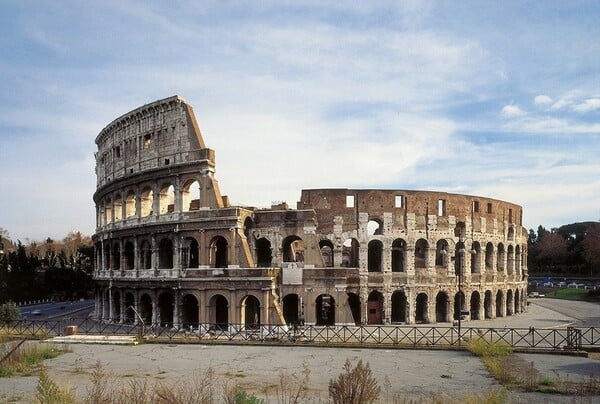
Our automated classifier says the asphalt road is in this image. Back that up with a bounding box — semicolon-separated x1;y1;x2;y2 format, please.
19;300;94;321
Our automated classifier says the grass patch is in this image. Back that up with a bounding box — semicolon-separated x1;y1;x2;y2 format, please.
548;288;589;300
0;342;67;377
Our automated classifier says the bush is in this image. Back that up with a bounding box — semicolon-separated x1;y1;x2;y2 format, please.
328;359;380;404
0;301;20;325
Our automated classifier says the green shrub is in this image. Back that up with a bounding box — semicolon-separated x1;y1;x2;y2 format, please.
0;301;20;325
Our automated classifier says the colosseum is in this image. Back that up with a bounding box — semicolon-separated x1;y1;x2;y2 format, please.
93;95;528;329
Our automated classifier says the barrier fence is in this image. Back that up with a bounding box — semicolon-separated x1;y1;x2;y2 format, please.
1;319;597;351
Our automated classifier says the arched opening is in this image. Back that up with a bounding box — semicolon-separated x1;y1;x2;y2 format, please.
471;242;481;273
367;290;383;324
210;294;229;330
112;291;121;322
112;243;121;270
414;239;428;269
415;293;429;323
319;239;334;267
367;219;383;235
484;290;493;319
140;187;153;217
125;191;136;218
282;236;304;262
435;239;449;267
342;238;359;267
316;294;335;326
181;294;199;327
105;198;112;224
347;293;361;325
124;241;134;270
515;289;521;313
282;294;300;325
182;238;199;268
485;243;494;270
391;291;407;323
435;291;450;323
182;180;201;212
506;289;514;316
114;196;123;221
391;239;405;272
496;290;504;317
507;245;514;275
140;240;151;269
124;293;135;323
158;238;173;269
453;291;465;321
241;295;260;329
496;243;505;272
159;184;175;214
507;226;515;241
210;236;228;268
158;292;174;326
470;291;481;320
368;240;383;272
515;245;522;276
256;238;272;267
139;293;152;324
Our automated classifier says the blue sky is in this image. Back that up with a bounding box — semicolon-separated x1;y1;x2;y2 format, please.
0;1;599;242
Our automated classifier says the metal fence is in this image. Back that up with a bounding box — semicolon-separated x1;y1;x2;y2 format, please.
1;319;598;351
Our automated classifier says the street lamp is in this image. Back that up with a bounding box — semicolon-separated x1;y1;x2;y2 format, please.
456;243;465;345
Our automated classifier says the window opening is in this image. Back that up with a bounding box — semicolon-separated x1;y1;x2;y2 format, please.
346;195;355;208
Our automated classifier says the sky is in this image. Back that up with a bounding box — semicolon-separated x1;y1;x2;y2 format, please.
0;1;599;243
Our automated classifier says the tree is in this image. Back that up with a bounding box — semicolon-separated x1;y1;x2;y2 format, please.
582;223;600;274
0;301;21;324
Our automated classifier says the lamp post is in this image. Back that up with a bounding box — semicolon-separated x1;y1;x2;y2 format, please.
456;244;465;345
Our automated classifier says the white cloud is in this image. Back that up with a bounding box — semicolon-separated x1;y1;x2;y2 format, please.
501;104;524;118
533;95;552;105
573;98;600;113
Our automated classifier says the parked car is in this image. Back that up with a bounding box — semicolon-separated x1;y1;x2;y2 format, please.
528;292;544;298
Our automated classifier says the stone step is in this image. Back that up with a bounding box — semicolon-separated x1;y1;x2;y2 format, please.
49;335;138;345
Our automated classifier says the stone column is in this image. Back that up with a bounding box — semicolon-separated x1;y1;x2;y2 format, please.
173;291;180;329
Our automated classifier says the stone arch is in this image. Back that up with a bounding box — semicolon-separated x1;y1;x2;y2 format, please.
471;242;481;273
367;290;383;324
124;292;135;323
316;294;335;326
454;291;465;321
506;289;514;315
515;245;522;276
319;239;334;267
282;235;304;263
210;236;228;268
182;179;201;212
485;242;494;270
112;242;121;270
507;245;515;275
105;198;113;224
435;291;451;323
159;184;175;214
342;238;359;267
514;289;521;313
125;190;136;218
415;293;429;323
283;294;300;325
182;237;199;268
507;226;515;241
241;295;261;329
158;292;174;326
139;293;152;324
496;290;504;317
181;294;199;327
256;237;272;267
158;238;174;269
497;243;505;272
470;291;481;320
140;240;152;269
112;290;121;322
435;239;449;267
391;290;407;323
209;294;229;330
414;239;428;269
368;240;383;272
140;187;153;217
484;290;493;319
114;195;123;221
391;239;406;272
124;241;135;270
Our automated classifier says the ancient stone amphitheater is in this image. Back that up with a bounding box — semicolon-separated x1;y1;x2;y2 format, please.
93;95;528;329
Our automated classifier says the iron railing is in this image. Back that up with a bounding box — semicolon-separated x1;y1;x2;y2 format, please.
1;319;598;350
